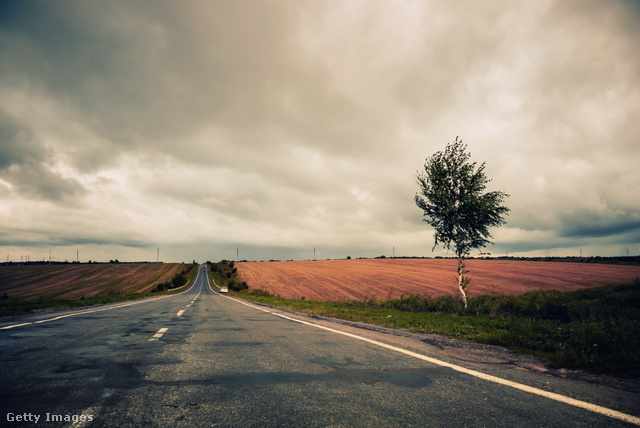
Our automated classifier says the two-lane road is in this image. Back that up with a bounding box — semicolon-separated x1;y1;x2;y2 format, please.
1;265;638;427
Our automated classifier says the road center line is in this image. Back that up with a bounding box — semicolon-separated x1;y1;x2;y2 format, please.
176;310;185;317
224;295;640;426
149;327;168;341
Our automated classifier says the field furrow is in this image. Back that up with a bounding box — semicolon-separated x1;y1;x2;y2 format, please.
0;263;185;300
236;259;640;301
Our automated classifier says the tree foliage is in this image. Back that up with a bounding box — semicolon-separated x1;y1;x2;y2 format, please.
415;137;509;307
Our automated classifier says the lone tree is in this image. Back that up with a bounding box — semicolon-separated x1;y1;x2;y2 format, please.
415;137;509;308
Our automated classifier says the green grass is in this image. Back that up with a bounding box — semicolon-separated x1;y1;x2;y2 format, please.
234;278;640;378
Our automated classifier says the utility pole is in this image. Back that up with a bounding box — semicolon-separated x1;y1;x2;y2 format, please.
393;246;395;258
77;249;79;263
157;247;160;263
314;247;316;261
237;247;239;262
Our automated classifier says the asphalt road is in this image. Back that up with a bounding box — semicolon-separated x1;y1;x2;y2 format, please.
1;265;638;427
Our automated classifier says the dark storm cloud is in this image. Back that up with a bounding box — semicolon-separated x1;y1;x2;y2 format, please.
0;232;148;250
3;163;86;202
561;214;640;239
0;109;42;169
0;109;86;201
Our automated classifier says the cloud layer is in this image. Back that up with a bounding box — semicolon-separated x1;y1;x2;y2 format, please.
1;0;639;262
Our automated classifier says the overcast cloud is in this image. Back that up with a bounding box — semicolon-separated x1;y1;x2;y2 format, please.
1;0;639;263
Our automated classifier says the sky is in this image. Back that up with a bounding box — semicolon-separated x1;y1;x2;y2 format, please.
1;0;639;263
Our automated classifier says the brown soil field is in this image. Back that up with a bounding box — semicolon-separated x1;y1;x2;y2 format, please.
236;259;640;301
0;263;186;300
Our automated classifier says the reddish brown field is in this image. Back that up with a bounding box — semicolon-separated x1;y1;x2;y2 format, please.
236;259;640;301
0;263;185;300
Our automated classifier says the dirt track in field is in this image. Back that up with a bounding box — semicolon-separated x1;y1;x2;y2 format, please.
236;259;640;301
0;263;185;300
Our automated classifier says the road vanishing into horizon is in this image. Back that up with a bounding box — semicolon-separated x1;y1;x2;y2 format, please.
1;265;639;427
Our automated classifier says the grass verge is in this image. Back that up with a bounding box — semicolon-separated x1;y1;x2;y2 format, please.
0;292;160;317
233;278;640;378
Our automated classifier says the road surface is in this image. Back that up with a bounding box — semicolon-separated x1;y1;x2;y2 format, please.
1;265;638;427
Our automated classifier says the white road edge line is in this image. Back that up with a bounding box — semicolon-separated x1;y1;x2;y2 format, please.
223;295;640;426
177;310;185;317
0;297;171;330
1;322;33;329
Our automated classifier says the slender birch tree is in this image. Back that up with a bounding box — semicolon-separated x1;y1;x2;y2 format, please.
415;137;509;308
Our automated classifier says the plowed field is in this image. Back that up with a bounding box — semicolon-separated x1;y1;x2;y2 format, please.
236;259;640;301
0;263;185;300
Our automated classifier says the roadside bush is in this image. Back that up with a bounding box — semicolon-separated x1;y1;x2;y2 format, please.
229;281;248;292
248;289;274;297
382;294;465;314
171;273;187;287
209;260;247;292
386;294;429;312
153;282;169;292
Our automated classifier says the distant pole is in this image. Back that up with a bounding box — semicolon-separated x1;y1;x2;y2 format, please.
314;247;316;261
157;247;159;263
49;250;51;264
237;247;239;262
77;249;79;263
393;246;395;258
580;248;582;258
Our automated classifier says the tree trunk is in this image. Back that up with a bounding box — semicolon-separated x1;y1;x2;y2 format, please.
457;256;468;309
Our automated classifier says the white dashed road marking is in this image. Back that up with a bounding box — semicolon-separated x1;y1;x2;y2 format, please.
149;327;168;341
